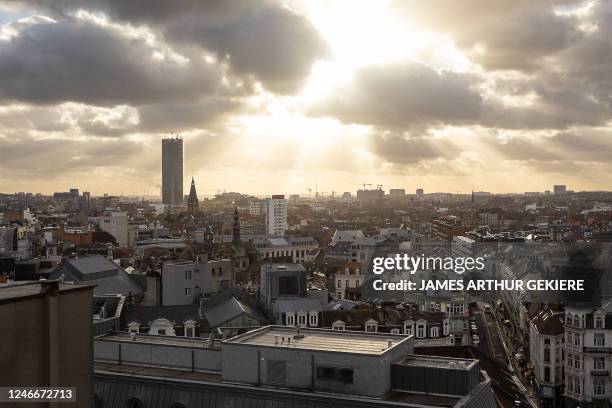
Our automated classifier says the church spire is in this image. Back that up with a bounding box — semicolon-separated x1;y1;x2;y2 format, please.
187;177;199;215
232;207;241;243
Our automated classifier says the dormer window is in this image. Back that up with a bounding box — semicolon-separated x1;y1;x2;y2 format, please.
127;321;140;333
285;312;295;326
297;312;307;327
595;315;604;329
430;326;439;338
332;320;346;330
391;328;400;334
184;320;196;337
403;320;414;336
416;322;426;338
308;311;318;327
365;319;378;333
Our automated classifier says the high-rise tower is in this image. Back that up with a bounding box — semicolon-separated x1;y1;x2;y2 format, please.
161;137;183;206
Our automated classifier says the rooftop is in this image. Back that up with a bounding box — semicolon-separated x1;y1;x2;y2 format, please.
96;332;218;349
0;280;94;303
223;326;410;355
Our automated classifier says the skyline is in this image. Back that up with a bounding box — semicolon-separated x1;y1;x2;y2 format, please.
2;0;612;194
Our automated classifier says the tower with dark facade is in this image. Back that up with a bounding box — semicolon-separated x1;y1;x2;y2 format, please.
187;177;199;216
232;207;241;243
161;136;184;206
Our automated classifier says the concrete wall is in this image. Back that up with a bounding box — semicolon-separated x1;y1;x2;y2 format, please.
94;339;222;372
221;341;409;398
0;286;94;408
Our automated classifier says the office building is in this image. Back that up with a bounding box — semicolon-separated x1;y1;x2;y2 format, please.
161;137;184;206
265;195;287;236
554;185;567;195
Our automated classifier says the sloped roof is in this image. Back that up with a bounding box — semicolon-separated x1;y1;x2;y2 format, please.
127;304;203;327
531;307;564;336
275;297;323;314
204;296;267;328
49;256;143;296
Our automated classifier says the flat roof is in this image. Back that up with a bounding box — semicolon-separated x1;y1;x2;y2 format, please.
223;326;411;356
0;281;94;303
95;332;219;349
395;355;478;370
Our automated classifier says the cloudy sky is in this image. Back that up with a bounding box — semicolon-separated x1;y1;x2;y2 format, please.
1;0;611;196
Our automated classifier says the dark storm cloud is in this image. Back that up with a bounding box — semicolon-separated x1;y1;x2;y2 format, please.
369;131;460;165
0;133;146;178
15;0;329;94
0;17;223;105
487;128;612;164
311;62;482;127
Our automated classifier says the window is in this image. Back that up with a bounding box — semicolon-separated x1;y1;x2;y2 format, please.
595;333;605;347
184;270;192;280
417;324;426;338
567;375;573;393
404;322;413;336
355;280;360;287
596;316;604;329
544;348;551;363
574;378;581;394
566;314;572;325
126;397;146;408
594;357;606;370
574;333;581;347
184;287;191;296
297;312;307;327
278;276;299;295
337;280;342;288
594;380;606;396
267;361;287;385
574;356;581;370
332;320;345;330
286;312;295;326
345;279;350;288
185;327;194;337
316;366;354;384
544;367;550;382
391;328;400;334
431;327;439;338
309;312;318;327
157;329;166;335
365;321;378;333
544;338;550;345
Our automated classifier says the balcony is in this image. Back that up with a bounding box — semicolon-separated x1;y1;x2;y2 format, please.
583;347;612;354
591;369;610;377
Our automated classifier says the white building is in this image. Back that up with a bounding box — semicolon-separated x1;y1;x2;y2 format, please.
529;306;565;407
249;200;263;216
565;302;612;407
96;211;128;247
334;262;364;300
265;195;288;236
